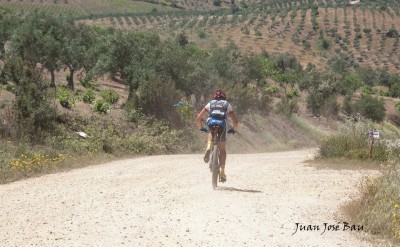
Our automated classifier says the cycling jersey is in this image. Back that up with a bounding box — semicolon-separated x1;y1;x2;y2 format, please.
205;100;233;119
204;100;234;142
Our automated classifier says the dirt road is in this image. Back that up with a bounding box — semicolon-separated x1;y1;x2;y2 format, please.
0;149;376;246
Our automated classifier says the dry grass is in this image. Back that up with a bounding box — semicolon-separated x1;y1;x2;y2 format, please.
339;193;394;247
338;162;400;246
0;151;128;184
311;116;400;245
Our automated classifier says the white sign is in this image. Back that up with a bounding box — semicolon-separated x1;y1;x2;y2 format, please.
368;130;380;139
373;130;379;139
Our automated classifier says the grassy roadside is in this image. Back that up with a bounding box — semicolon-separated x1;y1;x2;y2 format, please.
313;116;400;244
0;151;124;184
0;112;327;184
346;162;400;244
0;112;204;184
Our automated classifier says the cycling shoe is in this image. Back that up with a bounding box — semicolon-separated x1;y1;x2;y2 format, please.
220;173;227;183
203;149;210;163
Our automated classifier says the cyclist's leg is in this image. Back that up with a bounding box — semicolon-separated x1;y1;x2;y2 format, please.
204;132;213;163
218;141;227;166
218;141;227;181
217;126;228;181
207;132;213;150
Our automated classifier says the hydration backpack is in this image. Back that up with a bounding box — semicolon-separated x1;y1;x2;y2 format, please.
208;100;229;119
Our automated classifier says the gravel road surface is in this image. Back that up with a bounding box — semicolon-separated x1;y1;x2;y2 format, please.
0;149;376;246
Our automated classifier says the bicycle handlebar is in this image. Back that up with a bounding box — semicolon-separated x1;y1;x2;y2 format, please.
199;127;235;134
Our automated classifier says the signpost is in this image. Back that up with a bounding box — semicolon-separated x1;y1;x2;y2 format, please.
369;129;379;158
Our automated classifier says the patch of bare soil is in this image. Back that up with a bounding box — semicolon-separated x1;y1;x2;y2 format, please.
0;149;379;246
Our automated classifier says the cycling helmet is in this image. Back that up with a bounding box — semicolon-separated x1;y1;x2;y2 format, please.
212;89;226;100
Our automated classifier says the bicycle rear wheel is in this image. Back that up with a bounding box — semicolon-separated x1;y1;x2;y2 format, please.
211;146;219;190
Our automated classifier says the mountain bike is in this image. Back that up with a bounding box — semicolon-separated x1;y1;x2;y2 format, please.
205;126;234;190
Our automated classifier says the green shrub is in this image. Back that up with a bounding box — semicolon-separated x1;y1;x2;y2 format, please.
354;95;386;122
387;27;399;38
340;72;363;95
389;83;400;98
319;117;388;161
93;99;111;114
362;85;374;95
197;30;206;39
4;84;14;93
174;101;195;124
80;77;100;91
363;28;372;34
6;59;56;142
342;95;353;115
122;121;171;154
266;86;279;94
395;102;400;111
223;82;273;116
213;0;221;6
126;108;145;123
320;95;339;117
65;73;71;83
135;77;181;124
306;93;338;117
306;90;323;116
317;34;331;50
329;52;358;73
101;89;120;104
275;97;299;116
82;89;96;104
286;87;299;98
302;40;311;50
44;115;197;156
120;119;201;154
56;87;77;109
388;112;400;127
379;89;390;97
319;134;368;159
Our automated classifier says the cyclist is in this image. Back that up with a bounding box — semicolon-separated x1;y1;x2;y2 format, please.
196;89;238;182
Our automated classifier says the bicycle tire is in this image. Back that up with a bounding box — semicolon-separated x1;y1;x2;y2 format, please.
211;146;219;190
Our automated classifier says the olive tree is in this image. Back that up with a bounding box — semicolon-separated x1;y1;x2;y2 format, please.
10;13;64;87
61;22;98;90
95;30;162;102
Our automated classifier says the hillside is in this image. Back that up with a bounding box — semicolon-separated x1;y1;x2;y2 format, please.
82;3;400;72
1;1;400;71
0;0;178;17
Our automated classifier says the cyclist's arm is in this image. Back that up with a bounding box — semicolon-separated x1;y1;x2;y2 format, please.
229;111;239;132
196;108;208;129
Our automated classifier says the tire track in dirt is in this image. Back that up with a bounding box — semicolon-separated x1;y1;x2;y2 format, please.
0;149;376;246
